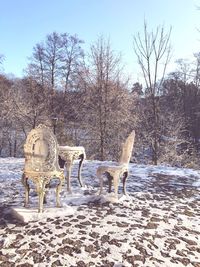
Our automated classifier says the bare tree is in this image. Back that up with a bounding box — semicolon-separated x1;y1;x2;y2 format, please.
60;34;84;94
26;43;47;88
11;78;50;131
193;53;200;87
80;36;135;160
44;32;63;90
27;34;61;91
133;21;172;164
0;74;13;156
170;58;200;156
0;54;4;69
27;32;84;93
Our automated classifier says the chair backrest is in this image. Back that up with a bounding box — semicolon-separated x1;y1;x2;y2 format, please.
24;124;60;172
119;130;135;165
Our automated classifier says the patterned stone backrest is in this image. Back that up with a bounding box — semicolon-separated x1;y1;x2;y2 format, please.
24;124;59;172
119;130;135;165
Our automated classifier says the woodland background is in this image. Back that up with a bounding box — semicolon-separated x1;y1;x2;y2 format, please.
0;25;200;167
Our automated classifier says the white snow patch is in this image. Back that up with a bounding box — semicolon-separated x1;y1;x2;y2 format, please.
11;206;74;223
0;158;200;266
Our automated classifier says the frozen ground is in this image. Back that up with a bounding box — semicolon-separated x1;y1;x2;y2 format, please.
0;157;200;267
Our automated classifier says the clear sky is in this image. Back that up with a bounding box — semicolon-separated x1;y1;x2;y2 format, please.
0;0;199;80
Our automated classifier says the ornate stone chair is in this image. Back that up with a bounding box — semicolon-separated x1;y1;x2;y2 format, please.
96;130;135;198
58;146;86;193
21;124;65;213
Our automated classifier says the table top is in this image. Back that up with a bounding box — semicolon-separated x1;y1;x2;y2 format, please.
58;146;86;161
59;145;85;152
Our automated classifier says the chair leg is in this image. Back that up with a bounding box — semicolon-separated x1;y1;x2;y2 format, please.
43;193;47;204
22;173;30;207
66;161;72;193
36;180;46;213
78;154;84;187
38;195;43;213
106;172;113;193
122;171;128;195
113;173;120;199
97;169;103;195
56;175;64;207
38;191;45;213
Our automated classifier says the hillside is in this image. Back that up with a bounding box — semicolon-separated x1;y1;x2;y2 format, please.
0;158;200;267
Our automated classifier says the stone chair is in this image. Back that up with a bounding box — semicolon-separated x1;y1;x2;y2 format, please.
21;124;65;213
96;130;135;198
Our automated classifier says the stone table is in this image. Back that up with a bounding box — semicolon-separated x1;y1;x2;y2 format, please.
58;146;86;193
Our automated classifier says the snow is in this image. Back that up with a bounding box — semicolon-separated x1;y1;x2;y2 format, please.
11;206;75;223
0;157;200;266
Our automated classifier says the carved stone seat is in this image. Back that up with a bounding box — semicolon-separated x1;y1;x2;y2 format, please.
96;130;135;198
58;146;86;193
21;124;65;212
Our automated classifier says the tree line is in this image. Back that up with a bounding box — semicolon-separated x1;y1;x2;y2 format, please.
0;25;200;168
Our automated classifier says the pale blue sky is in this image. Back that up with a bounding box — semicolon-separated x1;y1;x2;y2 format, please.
0;0;199;80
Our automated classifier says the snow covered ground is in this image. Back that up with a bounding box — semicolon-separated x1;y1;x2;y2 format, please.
0;157;200;267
